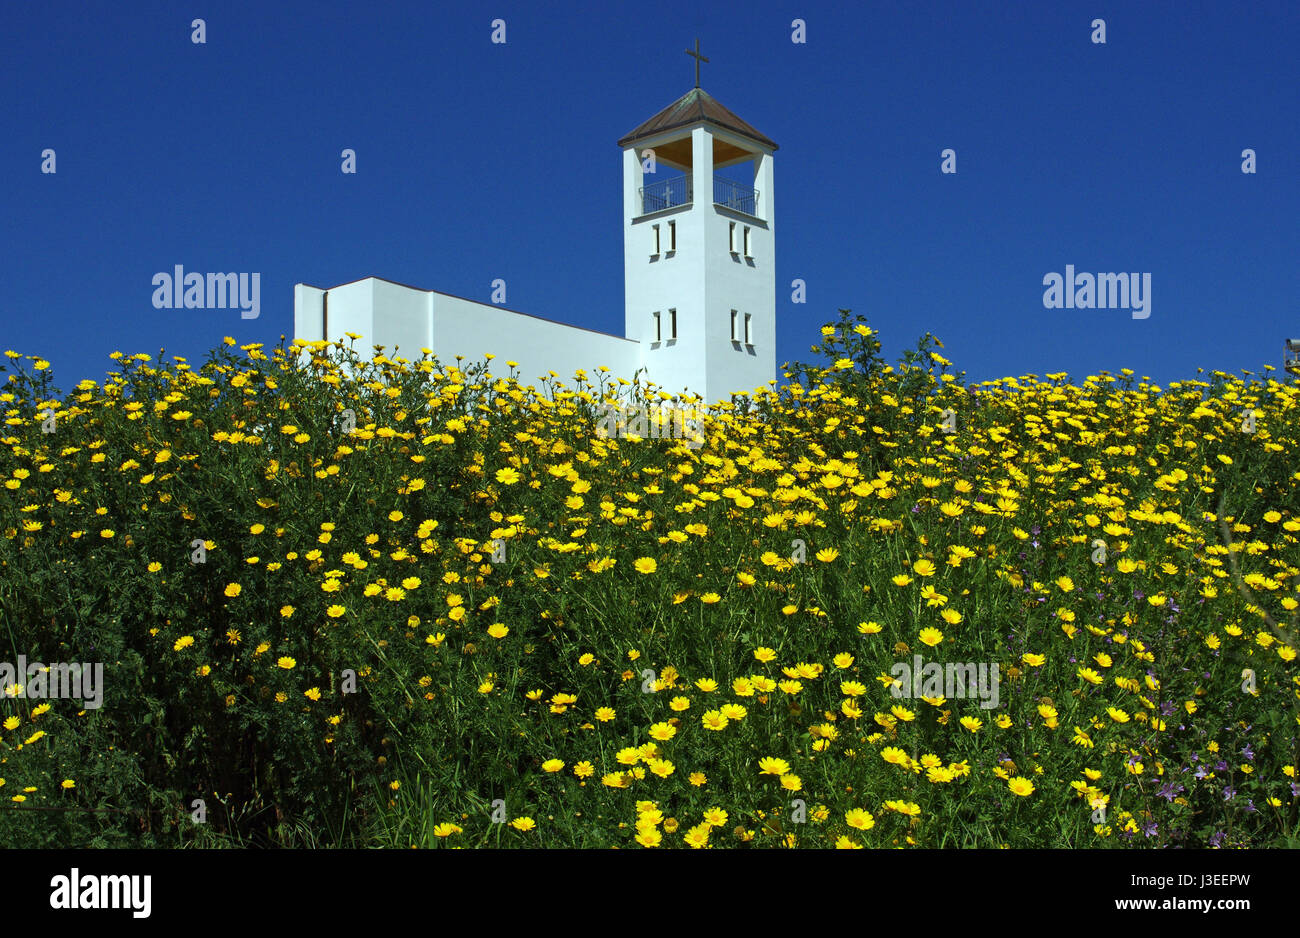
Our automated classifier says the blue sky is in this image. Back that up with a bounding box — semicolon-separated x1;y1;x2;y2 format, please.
3;0;1296;392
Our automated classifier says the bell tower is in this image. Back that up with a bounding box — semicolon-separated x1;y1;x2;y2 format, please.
618;42;777;404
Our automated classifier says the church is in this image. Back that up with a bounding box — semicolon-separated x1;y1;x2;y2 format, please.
293;46;778;405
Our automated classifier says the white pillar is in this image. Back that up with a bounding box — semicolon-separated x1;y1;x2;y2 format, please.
691;126;712;206
754;150;774;225
624;147;642;220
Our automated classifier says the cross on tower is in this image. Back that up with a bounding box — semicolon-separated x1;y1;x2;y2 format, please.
685;38;708;88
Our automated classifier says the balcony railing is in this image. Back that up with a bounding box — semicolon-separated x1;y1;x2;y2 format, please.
640;176;692;214
638;175;761;216
713;177;758;215
1286;339;1300;375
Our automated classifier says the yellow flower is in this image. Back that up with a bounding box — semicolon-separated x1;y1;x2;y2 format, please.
173;635;195;652
702;710;730;731
224;583;241;597
918;627;944;647
720;704;747;722
633;557;658;574
509;817;536;831
487;623;509;638
276;656;296;670
1008;776;1035;797
883;800;921;816
845;808;875;830
541;759;565;773
758;756;791;776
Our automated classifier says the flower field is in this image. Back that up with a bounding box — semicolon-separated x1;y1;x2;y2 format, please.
1;310;1297;848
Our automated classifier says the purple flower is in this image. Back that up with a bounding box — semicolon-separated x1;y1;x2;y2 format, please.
1222;786;1236;801
1209;830;1226;847
1157;782;1184;802
1241;744;1255;761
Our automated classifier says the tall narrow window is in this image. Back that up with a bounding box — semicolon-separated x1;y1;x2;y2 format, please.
730;309;738;341
667;220;676;252
743;226;752;258
652;224;660;255
653;311;661;342
744;313;753;345
669;308;677;339
728;222;737;253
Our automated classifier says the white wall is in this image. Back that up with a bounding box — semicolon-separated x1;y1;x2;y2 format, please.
431;291;640;393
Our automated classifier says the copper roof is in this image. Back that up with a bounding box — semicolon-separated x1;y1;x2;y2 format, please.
617;87;778;151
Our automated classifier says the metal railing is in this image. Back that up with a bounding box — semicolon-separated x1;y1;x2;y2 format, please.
638;174;761;216
713;177;758;215
1286;339;1300;375
640;176;692;214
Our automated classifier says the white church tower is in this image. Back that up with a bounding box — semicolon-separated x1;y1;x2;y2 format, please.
618;41;778;403
294;42;777;405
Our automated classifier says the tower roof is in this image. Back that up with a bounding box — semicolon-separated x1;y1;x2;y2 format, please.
617;87;778;151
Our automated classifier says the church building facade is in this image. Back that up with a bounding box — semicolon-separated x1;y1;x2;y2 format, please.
293;72;778;404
